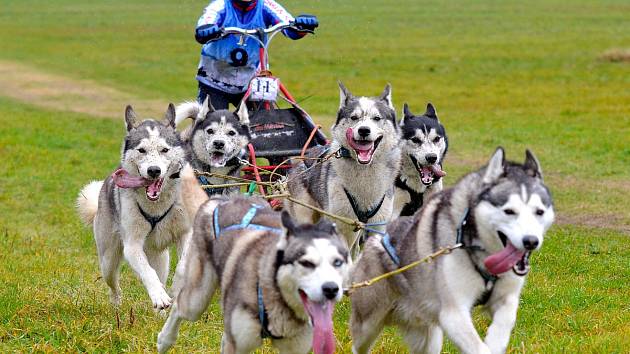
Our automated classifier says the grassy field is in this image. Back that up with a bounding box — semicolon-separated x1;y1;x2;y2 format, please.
1;0;629;352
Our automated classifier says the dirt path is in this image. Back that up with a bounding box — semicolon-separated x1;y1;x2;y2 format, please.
0;60;169;118
1;59;627;235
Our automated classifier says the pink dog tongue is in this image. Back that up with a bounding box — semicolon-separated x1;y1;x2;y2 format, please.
146;179;163;196
112;169;151;188
345;128;374;163
430;164;447;177
484;243;526;275
303;297;335;354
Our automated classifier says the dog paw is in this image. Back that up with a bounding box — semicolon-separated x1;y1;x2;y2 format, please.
149;288;172;310
157;331;174;353
109;288;122;307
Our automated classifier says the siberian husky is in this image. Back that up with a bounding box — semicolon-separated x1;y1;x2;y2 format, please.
350;148;555;354
393;103;448;217
175;99;251;221
286;82;401;249
157;196;350;354
76;105;189;309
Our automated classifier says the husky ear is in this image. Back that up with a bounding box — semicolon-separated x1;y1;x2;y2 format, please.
281;211;297;236
379;83;394;110
425;103;438;120
403;103;414;119
483;147;505;184
235;101;249;126
315;218;337;235
164;103;176;128
338;81;353;109
125;105;137;131
524;149;543;179
199;96;215;120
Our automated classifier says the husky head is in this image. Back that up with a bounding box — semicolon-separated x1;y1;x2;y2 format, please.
118;104;186;202
400;103;448;185
190;98;250;168
276;212;350;354
474;148;555;276
332;82;398;165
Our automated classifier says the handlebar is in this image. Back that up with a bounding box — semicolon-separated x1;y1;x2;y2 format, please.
222;21;298;36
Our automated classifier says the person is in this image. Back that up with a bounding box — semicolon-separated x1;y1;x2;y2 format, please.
194;0;318;109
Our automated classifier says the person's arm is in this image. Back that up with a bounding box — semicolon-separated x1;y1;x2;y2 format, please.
262;0;317;40
195;0;226;44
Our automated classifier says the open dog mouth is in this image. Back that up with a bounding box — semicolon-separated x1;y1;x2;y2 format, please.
112;168;164;202
299;290;336;354
409;155;446;185
484;231;530;276
346;128;382;164
210;151;228;167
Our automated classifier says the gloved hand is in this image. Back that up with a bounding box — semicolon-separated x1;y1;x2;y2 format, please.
294;14;318;32
195;24;222;44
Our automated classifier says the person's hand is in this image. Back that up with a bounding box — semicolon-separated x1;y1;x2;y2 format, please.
294;14;318;32
195;24;223;44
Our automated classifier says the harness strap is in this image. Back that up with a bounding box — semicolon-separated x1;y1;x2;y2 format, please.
395;176;424;216
257;283;283;339
381;233;401;266
196;156;243;197
343;188;386;224
213;204;284;240
137;203;174;232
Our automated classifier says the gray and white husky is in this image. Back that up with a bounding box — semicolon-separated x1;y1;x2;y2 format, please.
157;196;350;354
393;103;448;217
76;105;189;310
286;82;401;249
350;148;555;354
174;99;251;220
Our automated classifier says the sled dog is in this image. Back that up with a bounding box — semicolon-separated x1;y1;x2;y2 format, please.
350;148;555;354
157;196;350;354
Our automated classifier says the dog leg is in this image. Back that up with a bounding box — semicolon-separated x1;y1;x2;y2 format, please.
123;239;171;309
484;295;519;354
97;239;123;306
401;324;443;354
156;301;183;354
350;308;387;354
439;309;490;354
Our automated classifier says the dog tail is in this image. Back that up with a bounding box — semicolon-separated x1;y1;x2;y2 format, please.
76;181;103;227
175;101;202;126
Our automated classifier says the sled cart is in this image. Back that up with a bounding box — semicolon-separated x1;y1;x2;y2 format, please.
216;22;328;184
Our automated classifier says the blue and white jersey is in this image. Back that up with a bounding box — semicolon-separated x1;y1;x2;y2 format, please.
196;0;298;94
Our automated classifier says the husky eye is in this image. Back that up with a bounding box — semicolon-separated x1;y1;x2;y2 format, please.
206;128;214;135
433;136;441;143
137;148;146;154
299;260;315;269
411;137;422;144
535;209;545;216
332;259;344;268
503;208;516;215
373;116;381;121
228;130;236;136
161;148;169;153
350;115;359;121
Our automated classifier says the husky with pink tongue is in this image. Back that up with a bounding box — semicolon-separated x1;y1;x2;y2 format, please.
286;82;401;254
350;147;555;354
76;104;190;310
158;196;349;354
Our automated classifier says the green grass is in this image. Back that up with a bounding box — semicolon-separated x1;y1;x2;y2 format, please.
1;0;629;352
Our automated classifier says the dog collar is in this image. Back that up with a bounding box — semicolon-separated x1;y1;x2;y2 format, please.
335;147;353;159
137;203;174;232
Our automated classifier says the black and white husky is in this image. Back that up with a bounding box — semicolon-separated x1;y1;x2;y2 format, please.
350;148;555;354
76;105;189;310
174;99;251;220
286;82;401;250
157;196;350;354
393;103;448;217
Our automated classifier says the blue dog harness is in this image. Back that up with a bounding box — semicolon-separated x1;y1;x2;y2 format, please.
211;202;284;339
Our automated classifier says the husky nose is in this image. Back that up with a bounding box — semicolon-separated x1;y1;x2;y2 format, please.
213;140;225;150
147;166;161;179
322;282;339;300
357;127;371;138
522;235;539;250
426;154;438;164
